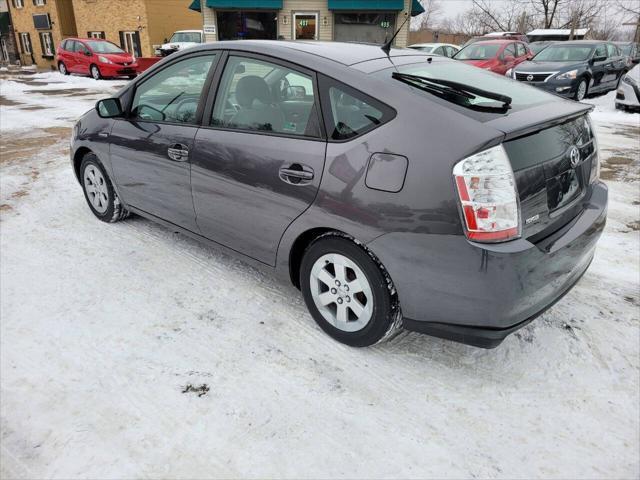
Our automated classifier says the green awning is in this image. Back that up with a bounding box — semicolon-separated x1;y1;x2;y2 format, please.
189;0;201;11
411;0;424;16
205;0;283;8
328;0;404;11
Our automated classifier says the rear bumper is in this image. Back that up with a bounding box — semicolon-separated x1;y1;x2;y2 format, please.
367;182;608;347
615;81;640;108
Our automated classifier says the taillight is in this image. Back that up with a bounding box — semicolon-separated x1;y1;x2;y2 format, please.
453;145;520;243
587;115;600;183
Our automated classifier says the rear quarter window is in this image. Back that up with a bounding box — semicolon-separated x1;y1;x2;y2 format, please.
318;75;395;141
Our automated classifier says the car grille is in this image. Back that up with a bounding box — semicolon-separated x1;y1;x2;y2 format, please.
515;72;554;82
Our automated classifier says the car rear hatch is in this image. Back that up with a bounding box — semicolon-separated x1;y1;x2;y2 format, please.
486;102;597;246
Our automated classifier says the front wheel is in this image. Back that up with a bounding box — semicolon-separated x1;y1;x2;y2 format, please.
90;64;101;80
300;235;400;347
80;153;129;223
575;78;588;101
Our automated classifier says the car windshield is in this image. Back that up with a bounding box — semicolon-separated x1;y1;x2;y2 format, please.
454;44;501;60
375;61;553;116
170;32;201;43
530;43;551;54
533;45;593;62
86;41;125;54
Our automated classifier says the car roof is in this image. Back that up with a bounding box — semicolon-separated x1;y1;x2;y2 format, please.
200;40;426;66
555;40;604;46
410;43;458;48
174;30;202;33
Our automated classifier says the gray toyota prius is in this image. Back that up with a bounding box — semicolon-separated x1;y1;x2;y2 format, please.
71;41;607;348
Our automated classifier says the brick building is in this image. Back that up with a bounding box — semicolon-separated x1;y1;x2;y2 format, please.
1;0;19;64
9;0;200;69
188;0;424;47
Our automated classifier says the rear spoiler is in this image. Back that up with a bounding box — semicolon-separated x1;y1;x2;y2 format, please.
487;101;593;141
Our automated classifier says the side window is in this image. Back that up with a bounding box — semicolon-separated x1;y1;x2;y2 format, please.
76;42;89;55
321;77;395;141
434;46;444;56
595;44;607;59
446;46;457;58
516;43;527;57
212;56;320;137
606;44;617;57
131;54;215;124
502;44;517;59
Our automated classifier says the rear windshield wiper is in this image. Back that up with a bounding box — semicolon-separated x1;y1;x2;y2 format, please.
391;72;512;113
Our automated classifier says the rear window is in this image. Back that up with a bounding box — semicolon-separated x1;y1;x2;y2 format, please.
455;44;501;60
374;61;553;113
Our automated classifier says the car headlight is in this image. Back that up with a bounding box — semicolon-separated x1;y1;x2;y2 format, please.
98;56;113;64
623;75;637;87
555;69;578;80
505;68;512;77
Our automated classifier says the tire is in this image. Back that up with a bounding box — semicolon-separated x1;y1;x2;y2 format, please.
300;234;400;347
58;62;69;76
80;153;129;223
575;78;588;101
90;64;101;80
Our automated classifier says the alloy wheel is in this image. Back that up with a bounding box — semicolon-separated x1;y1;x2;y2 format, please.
577;81;587;101
309;253;374;332
83;165;109;213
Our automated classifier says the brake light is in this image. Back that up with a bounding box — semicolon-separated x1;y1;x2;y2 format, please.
586;115;600;183
453;145;520;242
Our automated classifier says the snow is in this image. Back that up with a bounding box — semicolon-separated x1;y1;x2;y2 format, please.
1;71;639;479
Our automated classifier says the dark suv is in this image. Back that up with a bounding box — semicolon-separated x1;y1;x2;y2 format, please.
511;40;627;100
71;41;607;348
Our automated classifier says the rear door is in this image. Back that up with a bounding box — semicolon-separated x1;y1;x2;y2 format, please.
191;53;326;265
109;53;218;232
75;41;93;75
606;43;626;85
59;40;75;71
499;43;517;75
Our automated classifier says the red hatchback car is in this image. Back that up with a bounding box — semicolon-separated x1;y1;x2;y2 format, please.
56;38;138;80
453;40;532;75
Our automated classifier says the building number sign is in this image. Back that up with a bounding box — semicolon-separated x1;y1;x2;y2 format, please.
380;21;391;28
299;19;310;27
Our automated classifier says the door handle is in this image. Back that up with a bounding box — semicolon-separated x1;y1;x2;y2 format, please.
167;143;189;162
279;164;314;185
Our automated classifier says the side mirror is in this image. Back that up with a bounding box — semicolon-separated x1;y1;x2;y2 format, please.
84;50;92;57
96;98;123;118
164;38;168;43
526;54;534;60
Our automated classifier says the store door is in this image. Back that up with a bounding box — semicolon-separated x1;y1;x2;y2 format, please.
333;12;396;44
294;12;318;40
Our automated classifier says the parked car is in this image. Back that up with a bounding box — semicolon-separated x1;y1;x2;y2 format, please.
453;39;532;75
57;38;138;80
407;43;459;57
156;30;203;57
463;32;529;47
510;41;628;101
529;41;554;55
615;64;640;111
71;41;607;348
614;41;640;68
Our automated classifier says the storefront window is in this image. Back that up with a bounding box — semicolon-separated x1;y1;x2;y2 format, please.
333;12;396;45
217;11;278;41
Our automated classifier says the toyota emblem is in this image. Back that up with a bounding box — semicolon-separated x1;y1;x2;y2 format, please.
570;146;580;168
527;74;534;82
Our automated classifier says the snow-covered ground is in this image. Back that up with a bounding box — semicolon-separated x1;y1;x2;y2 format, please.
1;71;639;479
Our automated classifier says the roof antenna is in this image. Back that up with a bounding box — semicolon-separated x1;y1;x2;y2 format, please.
381;12;410;56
